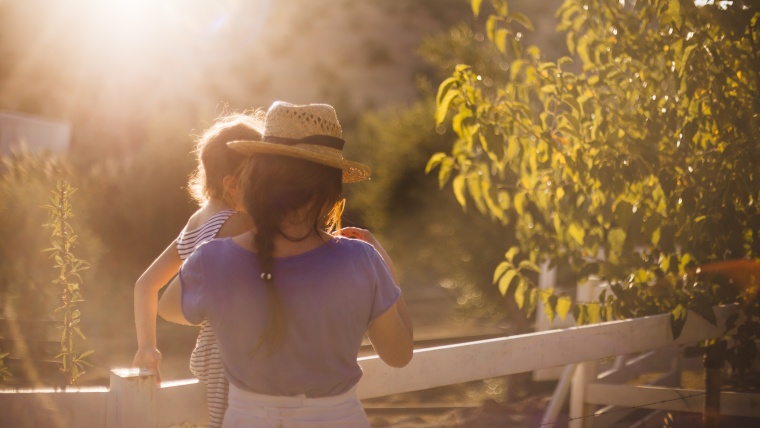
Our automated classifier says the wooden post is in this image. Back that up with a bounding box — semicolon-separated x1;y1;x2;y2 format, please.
703;344;722;428
106;368;158;428
541;364;577;427
569;360;598;428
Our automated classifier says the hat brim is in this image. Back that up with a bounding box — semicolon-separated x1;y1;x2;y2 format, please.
227;140;371;183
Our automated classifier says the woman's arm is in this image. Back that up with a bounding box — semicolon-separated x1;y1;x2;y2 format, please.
340;227;414;367
132;242;183;378
367;296;413;367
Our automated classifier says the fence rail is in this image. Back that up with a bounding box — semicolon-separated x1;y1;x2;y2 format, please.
1;304;756;428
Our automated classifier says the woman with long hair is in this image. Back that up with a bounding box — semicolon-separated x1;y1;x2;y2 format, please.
158;101;413;427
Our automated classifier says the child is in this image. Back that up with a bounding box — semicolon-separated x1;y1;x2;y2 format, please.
133;111;263;428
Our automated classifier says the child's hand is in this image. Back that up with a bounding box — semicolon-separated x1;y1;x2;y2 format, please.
338;227;377;245
338;227;399;282
132;347;163;384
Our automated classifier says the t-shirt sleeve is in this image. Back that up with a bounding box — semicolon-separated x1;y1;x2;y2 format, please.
179;249;206;325
367;245;402;322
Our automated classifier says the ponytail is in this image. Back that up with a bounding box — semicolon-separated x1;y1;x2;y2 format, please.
251;221;286;355
242;154;343;356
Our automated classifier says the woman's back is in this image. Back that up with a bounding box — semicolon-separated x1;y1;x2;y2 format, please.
180;236;399;397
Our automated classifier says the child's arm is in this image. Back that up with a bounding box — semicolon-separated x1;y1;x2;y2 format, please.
132;241;183;381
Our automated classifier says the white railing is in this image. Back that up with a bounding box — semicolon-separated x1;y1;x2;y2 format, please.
1;305;758;428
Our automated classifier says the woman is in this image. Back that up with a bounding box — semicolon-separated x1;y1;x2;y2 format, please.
158;101;413;427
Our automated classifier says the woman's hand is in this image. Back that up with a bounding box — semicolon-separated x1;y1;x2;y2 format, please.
132;346;162;384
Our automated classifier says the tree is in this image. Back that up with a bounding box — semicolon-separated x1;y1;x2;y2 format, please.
431;0;759;423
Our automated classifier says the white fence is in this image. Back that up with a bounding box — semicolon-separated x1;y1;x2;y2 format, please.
1;305;758;427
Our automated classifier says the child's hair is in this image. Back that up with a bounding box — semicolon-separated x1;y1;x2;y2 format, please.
242;154;344;354
188;111;265;206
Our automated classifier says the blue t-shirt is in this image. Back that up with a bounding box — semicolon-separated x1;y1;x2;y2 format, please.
179;236;400;398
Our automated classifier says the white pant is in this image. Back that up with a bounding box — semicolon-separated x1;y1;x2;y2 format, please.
223;384;370;428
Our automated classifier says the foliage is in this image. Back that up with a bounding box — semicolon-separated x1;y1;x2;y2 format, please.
0;148;74;318
0;350;10;381
431;0;759;372
0;148;100;385
44;180;94;385
348;92;516;326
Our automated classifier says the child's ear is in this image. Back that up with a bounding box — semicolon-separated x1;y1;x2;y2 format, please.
222;175;239;194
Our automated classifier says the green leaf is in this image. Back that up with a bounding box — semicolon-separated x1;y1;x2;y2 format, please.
498;269;517;296
577;37;591;64
568;223;585;245
518;259;541;273
607;228;627;260
436;77;457;107
437;158;454;188
505;246;520;263
510;59;524;81
541;84;557;94
541;290;557;323
557;297;572;321
514;192;525;215
493;261;510;284
425;153;447;174
667;0;681;28
470;0;482;17
514;278;528;309
509;12;535;32
486;15;498;41
670;304;688;339
495;28;508;53
76;350;95;360
526;288;539;317
452;175;467;208
587;303;600;324
436;87;459;125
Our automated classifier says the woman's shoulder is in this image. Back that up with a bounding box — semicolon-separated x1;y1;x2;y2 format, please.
190;237;237;260
331;236;382;260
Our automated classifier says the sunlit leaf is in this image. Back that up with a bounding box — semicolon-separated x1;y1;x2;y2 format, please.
518;259;540;273
587;303;600;324
452;175;466;207
514;278;528;309
498;269;517;296
470;0;482;17
541;290;557;323
425;153;447;174
509;12;534;32
436;87;459;125
568;223;585;245
670;304;688;339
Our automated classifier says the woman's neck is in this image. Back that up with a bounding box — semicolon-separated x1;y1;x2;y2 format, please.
234;223;331;257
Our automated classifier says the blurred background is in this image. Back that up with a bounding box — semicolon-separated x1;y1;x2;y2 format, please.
0;0;566;386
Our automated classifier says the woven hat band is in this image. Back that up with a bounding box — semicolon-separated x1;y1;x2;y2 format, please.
263;135;345;151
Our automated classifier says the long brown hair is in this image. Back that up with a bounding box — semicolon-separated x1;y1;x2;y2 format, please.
241;154;344;354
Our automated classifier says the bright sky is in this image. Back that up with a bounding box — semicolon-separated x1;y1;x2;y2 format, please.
1;0;272;127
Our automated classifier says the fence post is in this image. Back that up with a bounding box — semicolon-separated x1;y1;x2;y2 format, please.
106;368;158;428
541;364;577;427
569;360;597;428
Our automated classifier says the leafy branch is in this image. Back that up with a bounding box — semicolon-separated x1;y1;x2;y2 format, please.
43;180;93;385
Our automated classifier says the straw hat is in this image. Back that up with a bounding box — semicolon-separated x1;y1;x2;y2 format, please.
227;101;371;183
